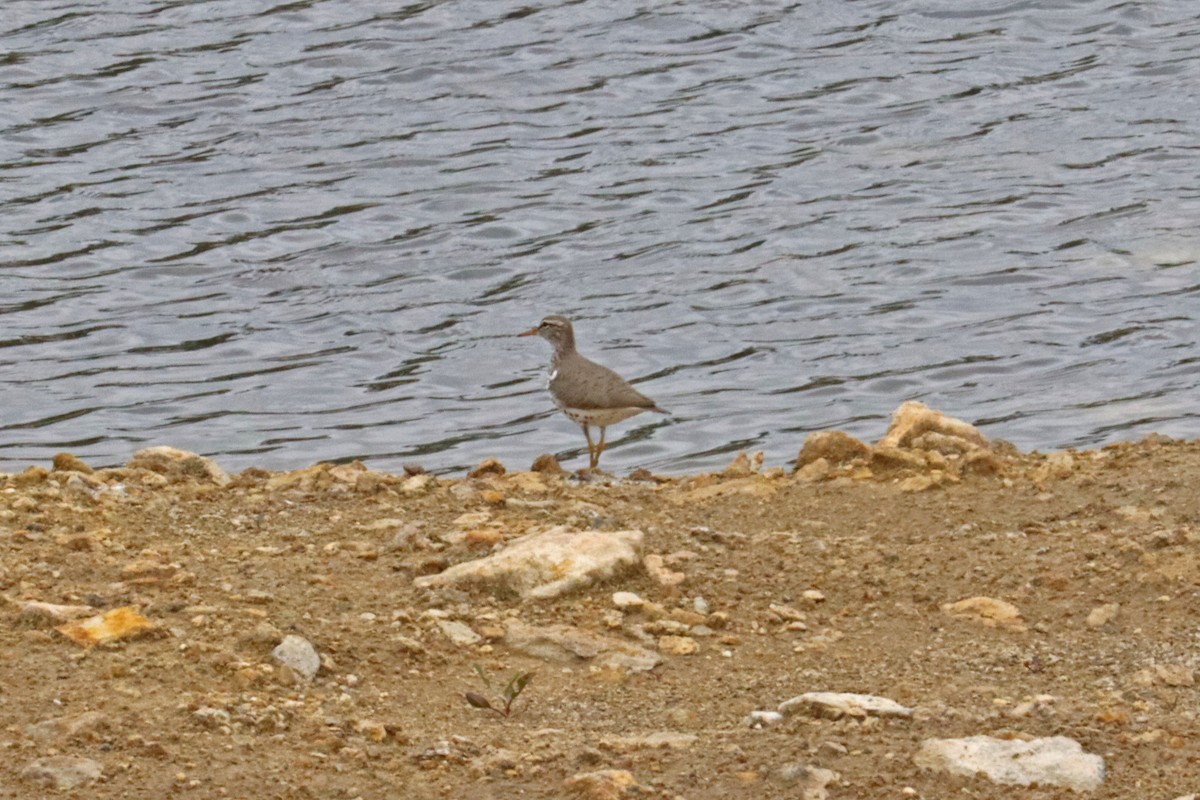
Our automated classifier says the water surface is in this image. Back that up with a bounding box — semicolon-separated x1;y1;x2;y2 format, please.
2;0;1197;473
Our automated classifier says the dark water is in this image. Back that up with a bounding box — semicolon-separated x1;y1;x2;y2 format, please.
2;0;1198;475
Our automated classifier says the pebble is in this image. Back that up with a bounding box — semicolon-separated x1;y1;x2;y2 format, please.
414;526;644;600
530;453;564;474
271;634;321;681
657;635;699;655
777;763;839;800
1086;602;1119;628
913;735;1104;791
612;591;644;610
744;710;784;729
436;619;482;647
692;596;710;615
467;458;506;479
20;756;103;790
643;553;686;587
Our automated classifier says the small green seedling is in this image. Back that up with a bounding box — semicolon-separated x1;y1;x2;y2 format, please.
465;664;534;717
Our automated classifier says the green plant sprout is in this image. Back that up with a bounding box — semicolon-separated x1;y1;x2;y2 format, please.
465;664;534;717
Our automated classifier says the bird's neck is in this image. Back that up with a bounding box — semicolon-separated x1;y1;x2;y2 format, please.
550;341;576;370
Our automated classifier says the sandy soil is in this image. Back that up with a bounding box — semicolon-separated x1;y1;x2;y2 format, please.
2;424;1199;798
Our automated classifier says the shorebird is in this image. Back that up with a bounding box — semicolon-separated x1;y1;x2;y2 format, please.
520;315;666;469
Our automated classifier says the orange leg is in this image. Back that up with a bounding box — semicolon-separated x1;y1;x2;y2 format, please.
595;426;608;469
581;424;597;468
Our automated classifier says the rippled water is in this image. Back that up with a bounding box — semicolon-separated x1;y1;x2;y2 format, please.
2;0;1198;474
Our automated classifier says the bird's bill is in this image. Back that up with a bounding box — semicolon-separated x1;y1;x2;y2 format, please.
518;327;539;337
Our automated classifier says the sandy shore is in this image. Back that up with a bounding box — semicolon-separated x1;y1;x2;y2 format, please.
2;408;1198;798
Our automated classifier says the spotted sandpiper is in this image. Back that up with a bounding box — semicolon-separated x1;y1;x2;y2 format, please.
520;315;667;470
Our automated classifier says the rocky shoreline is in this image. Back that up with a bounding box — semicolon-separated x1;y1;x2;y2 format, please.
2;404;1198;798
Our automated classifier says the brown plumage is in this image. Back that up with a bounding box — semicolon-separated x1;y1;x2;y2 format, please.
520;315;666;469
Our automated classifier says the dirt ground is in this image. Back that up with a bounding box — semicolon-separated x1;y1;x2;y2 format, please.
2;425;1199;798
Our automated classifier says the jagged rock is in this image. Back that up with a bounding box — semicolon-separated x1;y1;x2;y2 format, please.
504;620;661;673
878;402;989;451
56;607;158;647
564;769;648;799
52;452;93;474
795;457;832;482
870;446;928;472
779;692;912;720
942;596;1027;631
796;431;871;469
724;451;764;476
657;635;698;655
467;458;506;479
26;711;110;742
271;634;320;681
777;763;839;800
414;527;643;599
530;453;565;474
20;756;102;790
914;735;1104;790
128;446;230;486
436;619;482;647
643;553;686;587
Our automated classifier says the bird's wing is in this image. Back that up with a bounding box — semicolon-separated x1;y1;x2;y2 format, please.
554;356;659;410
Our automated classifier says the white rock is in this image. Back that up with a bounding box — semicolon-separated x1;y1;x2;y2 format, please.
414;527;644;599
436;619;482;647
20;756;102;790
271;634;321;681
612;591;645;609
779;692;912;720
504;620;661;672
1086;602;1119;628
914;735;1104;791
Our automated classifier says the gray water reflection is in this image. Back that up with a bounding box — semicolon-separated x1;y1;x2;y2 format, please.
1;0;1197;474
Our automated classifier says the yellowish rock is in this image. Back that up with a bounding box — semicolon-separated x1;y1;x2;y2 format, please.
942;596;1026;632
796;431;871;468
564;769;646;800
657;635;699;655
878;401;989;450
52;453;94;474
1086;603;1119;628
57;607;158;647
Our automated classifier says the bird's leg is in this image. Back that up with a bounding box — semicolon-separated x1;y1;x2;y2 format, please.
581;424;596;468
595;426;607;468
